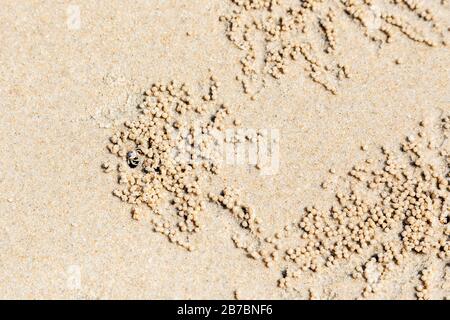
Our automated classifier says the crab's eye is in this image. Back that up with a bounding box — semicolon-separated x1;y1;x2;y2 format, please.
127;151;137;158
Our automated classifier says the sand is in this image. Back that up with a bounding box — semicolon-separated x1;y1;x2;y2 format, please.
0;0;449;299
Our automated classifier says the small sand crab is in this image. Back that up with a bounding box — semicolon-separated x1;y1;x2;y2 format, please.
126;150;140;168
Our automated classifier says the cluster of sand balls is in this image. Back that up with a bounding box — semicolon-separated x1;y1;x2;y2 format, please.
342;0;446;45
221;0;348;95
104;79;236;250
221;0;448;96
202;76;220;102
320;10;337;53
229;114;449;299
208;186;263;235
415;267;433;300
103;77;283;250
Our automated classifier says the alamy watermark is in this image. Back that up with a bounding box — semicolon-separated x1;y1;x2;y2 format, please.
67;5;81;30
171;126;280;175
66;265;81;290
366;5;382;31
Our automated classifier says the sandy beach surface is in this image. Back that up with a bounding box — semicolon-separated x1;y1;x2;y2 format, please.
0;0;449;299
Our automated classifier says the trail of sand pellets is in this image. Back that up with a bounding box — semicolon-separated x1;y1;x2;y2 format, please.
216;113;450;299
221;0;450;97
102;77;273;251
103;78;231;250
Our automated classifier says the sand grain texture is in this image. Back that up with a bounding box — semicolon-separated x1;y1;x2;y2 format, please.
0;0;449;299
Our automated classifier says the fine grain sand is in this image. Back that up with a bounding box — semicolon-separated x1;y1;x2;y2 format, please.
0;0;449;299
